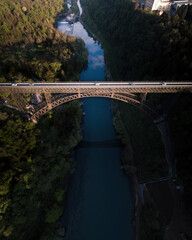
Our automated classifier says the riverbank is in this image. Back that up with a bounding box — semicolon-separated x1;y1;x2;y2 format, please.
112;101;141;240
112;101;177;239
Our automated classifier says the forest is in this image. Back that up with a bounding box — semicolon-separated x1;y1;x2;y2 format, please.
0;0;87;239
0;102;83;240
0;0;87;83
81;0;192;81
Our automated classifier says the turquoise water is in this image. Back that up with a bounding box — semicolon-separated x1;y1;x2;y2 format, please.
58;15;133;240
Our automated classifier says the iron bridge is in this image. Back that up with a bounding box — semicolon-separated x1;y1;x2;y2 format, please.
0;81;191;122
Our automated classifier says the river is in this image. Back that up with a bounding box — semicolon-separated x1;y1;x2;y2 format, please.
58;2;133;240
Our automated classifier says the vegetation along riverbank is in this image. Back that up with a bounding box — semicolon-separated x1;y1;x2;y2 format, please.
0;0;88;239
81;0;192;239
0;101;83;240
0;0;87;83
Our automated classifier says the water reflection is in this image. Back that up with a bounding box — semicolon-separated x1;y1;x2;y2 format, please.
57;22;73;34
73;22;94;45
73;22;105;78
58;20;105;80
89;55;104;69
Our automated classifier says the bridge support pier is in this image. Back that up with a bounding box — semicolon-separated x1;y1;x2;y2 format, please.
139;92;147;112
140;92;147;103
78;89;81;98
111;89;114;98
44;92;52;110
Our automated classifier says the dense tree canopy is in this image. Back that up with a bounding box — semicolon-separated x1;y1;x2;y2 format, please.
0;101;83;240
0;0;88;83
0;0;68;45
81;0;192;80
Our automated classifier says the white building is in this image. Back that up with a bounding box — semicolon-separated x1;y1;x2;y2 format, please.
146;0;171;11
146;0;192;12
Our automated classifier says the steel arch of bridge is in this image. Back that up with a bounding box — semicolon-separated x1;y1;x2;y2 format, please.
30;92;156;122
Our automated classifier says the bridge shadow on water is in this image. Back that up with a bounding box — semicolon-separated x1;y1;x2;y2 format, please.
78;139;122;148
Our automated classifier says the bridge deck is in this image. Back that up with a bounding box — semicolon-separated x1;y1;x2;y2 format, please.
0;82;192;93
